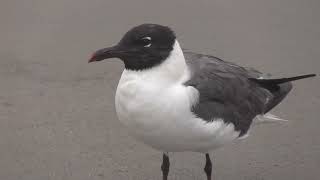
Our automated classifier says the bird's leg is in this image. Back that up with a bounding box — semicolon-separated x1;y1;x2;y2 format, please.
161;153;170;180
204;153;212;180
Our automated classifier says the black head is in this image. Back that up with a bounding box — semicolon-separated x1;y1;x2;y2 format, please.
89;24;176;70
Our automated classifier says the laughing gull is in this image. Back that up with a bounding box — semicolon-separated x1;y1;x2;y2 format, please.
89;24;315;180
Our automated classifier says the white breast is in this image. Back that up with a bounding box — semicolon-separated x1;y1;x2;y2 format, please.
114;41;239;152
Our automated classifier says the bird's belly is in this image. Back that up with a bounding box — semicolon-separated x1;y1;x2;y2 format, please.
115;88;240;152
130;118;240;152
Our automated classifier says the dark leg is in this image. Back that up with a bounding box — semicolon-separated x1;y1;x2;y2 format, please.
204;153;212;180
161;153;170;180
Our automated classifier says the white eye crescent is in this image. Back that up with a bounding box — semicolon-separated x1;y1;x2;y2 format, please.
142;37;152;47
142;37;151;40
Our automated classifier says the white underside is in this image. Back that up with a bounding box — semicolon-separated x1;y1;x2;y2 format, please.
114;41;262;152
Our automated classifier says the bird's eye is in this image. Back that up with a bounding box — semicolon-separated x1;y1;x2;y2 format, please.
139;37;152;47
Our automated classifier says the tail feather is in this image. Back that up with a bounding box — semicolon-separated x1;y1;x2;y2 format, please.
254;113;288;125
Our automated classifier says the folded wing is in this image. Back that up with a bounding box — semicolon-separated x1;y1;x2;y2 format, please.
184;51;315;136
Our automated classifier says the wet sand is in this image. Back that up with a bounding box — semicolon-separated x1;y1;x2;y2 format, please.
1;0;319;179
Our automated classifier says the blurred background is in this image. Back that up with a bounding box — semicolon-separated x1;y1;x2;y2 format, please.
0;0;319;179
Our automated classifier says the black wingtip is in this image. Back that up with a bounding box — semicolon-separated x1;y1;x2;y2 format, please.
249;73;316;85
295;74;316;79
279;74;316;83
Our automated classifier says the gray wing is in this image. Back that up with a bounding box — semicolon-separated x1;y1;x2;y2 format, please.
183;51;292;136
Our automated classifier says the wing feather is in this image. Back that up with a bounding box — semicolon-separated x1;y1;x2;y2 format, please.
183;51;289;136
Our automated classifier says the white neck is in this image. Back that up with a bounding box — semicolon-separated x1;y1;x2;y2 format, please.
121;40;188;84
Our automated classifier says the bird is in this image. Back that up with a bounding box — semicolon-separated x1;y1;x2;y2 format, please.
89;24;316;180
